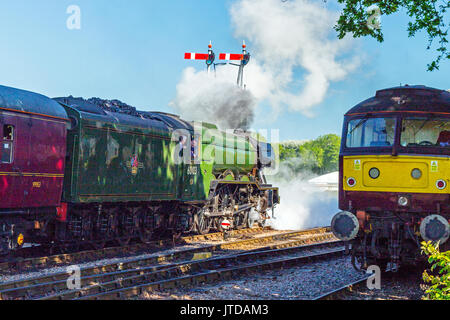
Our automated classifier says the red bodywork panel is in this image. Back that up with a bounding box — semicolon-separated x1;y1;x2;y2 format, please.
0;111;67;209
56;202;68;222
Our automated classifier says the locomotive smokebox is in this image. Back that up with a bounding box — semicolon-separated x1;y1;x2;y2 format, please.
331;211;359;241
420;214;450;244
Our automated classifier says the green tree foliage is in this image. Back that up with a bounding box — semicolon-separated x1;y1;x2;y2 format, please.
276;134;341;175
334;0;450;71
421;241;450;300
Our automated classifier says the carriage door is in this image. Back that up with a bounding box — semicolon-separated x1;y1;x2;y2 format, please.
0;117;23;208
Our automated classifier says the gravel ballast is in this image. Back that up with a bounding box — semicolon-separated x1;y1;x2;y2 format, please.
139;256;426;300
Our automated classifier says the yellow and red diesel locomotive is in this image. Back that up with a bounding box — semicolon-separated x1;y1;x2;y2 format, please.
331;85;450;270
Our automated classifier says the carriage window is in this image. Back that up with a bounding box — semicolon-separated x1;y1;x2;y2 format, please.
346;117;396;148
401;118;450;147
1;125;14;163
3;125;13;140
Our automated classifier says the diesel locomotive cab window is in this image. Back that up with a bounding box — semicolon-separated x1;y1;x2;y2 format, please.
346;117;396;148
1;125;14;163
401;118;450;147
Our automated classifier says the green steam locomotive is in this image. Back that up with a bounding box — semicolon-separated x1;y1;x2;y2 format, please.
47;96;279;249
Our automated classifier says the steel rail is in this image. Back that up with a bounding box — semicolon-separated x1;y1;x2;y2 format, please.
0;226;281;273
314;269;394;300
0;227;333;300
313;276;369;300
46;241;345;300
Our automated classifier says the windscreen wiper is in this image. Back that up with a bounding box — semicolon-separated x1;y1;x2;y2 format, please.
414;116;434;135
349;115;370;135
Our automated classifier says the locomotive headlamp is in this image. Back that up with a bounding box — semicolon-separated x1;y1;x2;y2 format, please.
398;196;409;207
411;168;422;179
369;167;380;179
436;179;447;190
347;177;356;187
331;211;359;241
420;215;450;244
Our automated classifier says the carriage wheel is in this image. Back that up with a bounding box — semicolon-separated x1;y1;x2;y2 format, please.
117;236;131;246
139;229;153;244
90;239;106;250
65;241;81;253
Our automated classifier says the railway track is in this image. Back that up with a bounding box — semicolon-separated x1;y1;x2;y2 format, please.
314;276;369;300
0;227;338;300
0;227;273;273
314;269;396;300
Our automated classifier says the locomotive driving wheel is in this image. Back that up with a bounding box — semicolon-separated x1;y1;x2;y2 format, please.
235;210;249;229
195;209;211;235
248;208;261;228
216;217;226;232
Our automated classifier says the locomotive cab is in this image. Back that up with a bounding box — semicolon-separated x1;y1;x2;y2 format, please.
332;85;450;270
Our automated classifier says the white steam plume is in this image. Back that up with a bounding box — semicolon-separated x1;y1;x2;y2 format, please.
267;160;338;230
170;67;256;130
170;0;360;127
230;0;360;115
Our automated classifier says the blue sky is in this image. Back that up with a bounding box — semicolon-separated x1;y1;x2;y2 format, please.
0;0;448;141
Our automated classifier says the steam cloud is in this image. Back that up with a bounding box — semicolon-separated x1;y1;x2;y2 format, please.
170;0;360;127
170;67;256;130
267;160;338;230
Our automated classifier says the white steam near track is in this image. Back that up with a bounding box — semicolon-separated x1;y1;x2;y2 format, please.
268;179;338;230
170;0;360;128
266;162;338;230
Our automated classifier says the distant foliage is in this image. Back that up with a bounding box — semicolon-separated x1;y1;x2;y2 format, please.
276;134;341;175
334;0;450;71
421;241;450;300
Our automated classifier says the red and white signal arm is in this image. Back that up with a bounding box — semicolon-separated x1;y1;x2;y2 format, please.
221;219;231;230
219;53;250;65
219;53;244;61
184;52;215;66
184;53;209;60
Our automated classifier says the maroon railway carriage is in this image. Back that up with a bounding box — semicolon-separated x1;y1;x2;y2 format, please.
0;85;69;253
